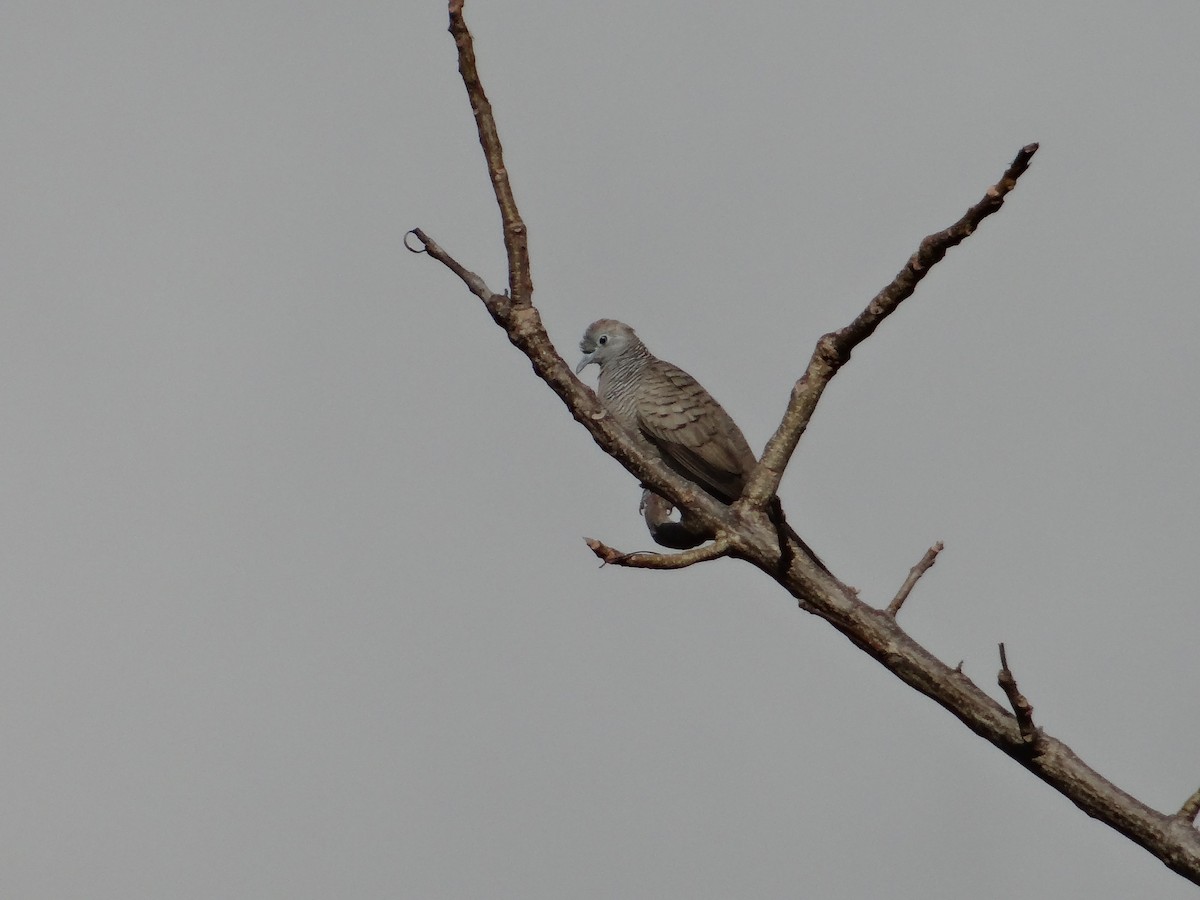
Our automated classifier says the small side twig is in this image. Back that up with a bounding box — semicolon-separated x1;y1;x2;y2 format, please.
1178;787;1200;824
406;228;500;305
997;642;1038;744
584;536;730;569
886;541;944;616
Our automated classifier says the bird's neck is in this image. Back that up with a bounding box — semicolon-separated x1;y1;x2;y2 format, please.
598;346;653;408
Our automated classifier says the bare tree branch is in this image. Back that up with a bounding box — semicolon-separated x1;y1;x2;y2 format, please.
414;1;1200;885
584;536;730;569
741;143;1038;509
997;642;1038;744
886;541;944;616
447;0;531;304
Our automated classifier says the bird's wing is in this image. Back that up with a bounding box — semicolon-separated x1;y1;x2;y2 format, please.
635;363;755;502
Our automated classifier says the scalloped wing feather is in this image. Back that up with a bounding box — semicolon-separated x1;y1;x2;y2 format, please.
635;363;755;502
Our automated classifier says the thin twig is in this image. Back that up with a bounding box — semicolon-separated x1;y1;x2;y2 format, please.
742;144;1039;509
1178;787;1200;824
406;228;501;306
886;541;944;616
583;536;730;569
997;643;1038;744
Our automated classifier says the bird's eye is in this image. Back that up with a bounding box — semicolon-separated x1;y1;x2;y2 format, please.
597;335;608;345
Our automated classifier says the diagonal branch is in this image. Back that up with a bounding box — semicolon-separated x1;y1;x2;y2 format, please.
448;0;532;305
744;517;1200;882
742;143;1038;507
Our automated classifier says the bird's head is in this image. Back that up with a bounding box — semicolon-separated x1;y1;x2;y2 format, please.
575;319;641;374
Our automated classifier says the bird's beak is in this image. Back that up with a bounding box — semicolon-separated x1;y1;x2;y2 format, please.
575;352;594;375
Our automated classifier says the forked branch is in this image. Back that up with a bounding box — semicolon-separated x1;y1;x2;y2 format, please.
415;1;1200;885
742;143;1038;508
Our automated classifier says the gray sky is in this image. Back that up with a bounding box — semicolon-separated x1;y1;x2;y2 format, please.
3;1;1199;897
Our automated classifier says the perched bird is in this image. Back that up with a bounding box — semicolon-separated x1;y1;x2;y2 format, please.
575;319;757;503
576;318;829;572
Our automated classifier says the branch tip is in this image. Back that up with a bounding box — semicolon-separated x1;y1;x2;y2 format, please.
404;229;427;253
446;0;532;302
742;143;1039;505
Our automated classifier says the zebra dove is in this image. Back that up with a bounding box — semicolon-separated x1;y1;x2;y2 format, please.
576;319;829;571
575;319;756;503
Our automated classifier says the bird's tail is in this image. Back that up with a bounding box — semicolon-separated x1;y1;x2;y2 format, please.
641;489;831;576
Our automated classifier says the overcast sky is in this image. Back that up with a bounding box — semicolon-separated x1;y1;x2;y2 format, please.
3;2;1199;897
